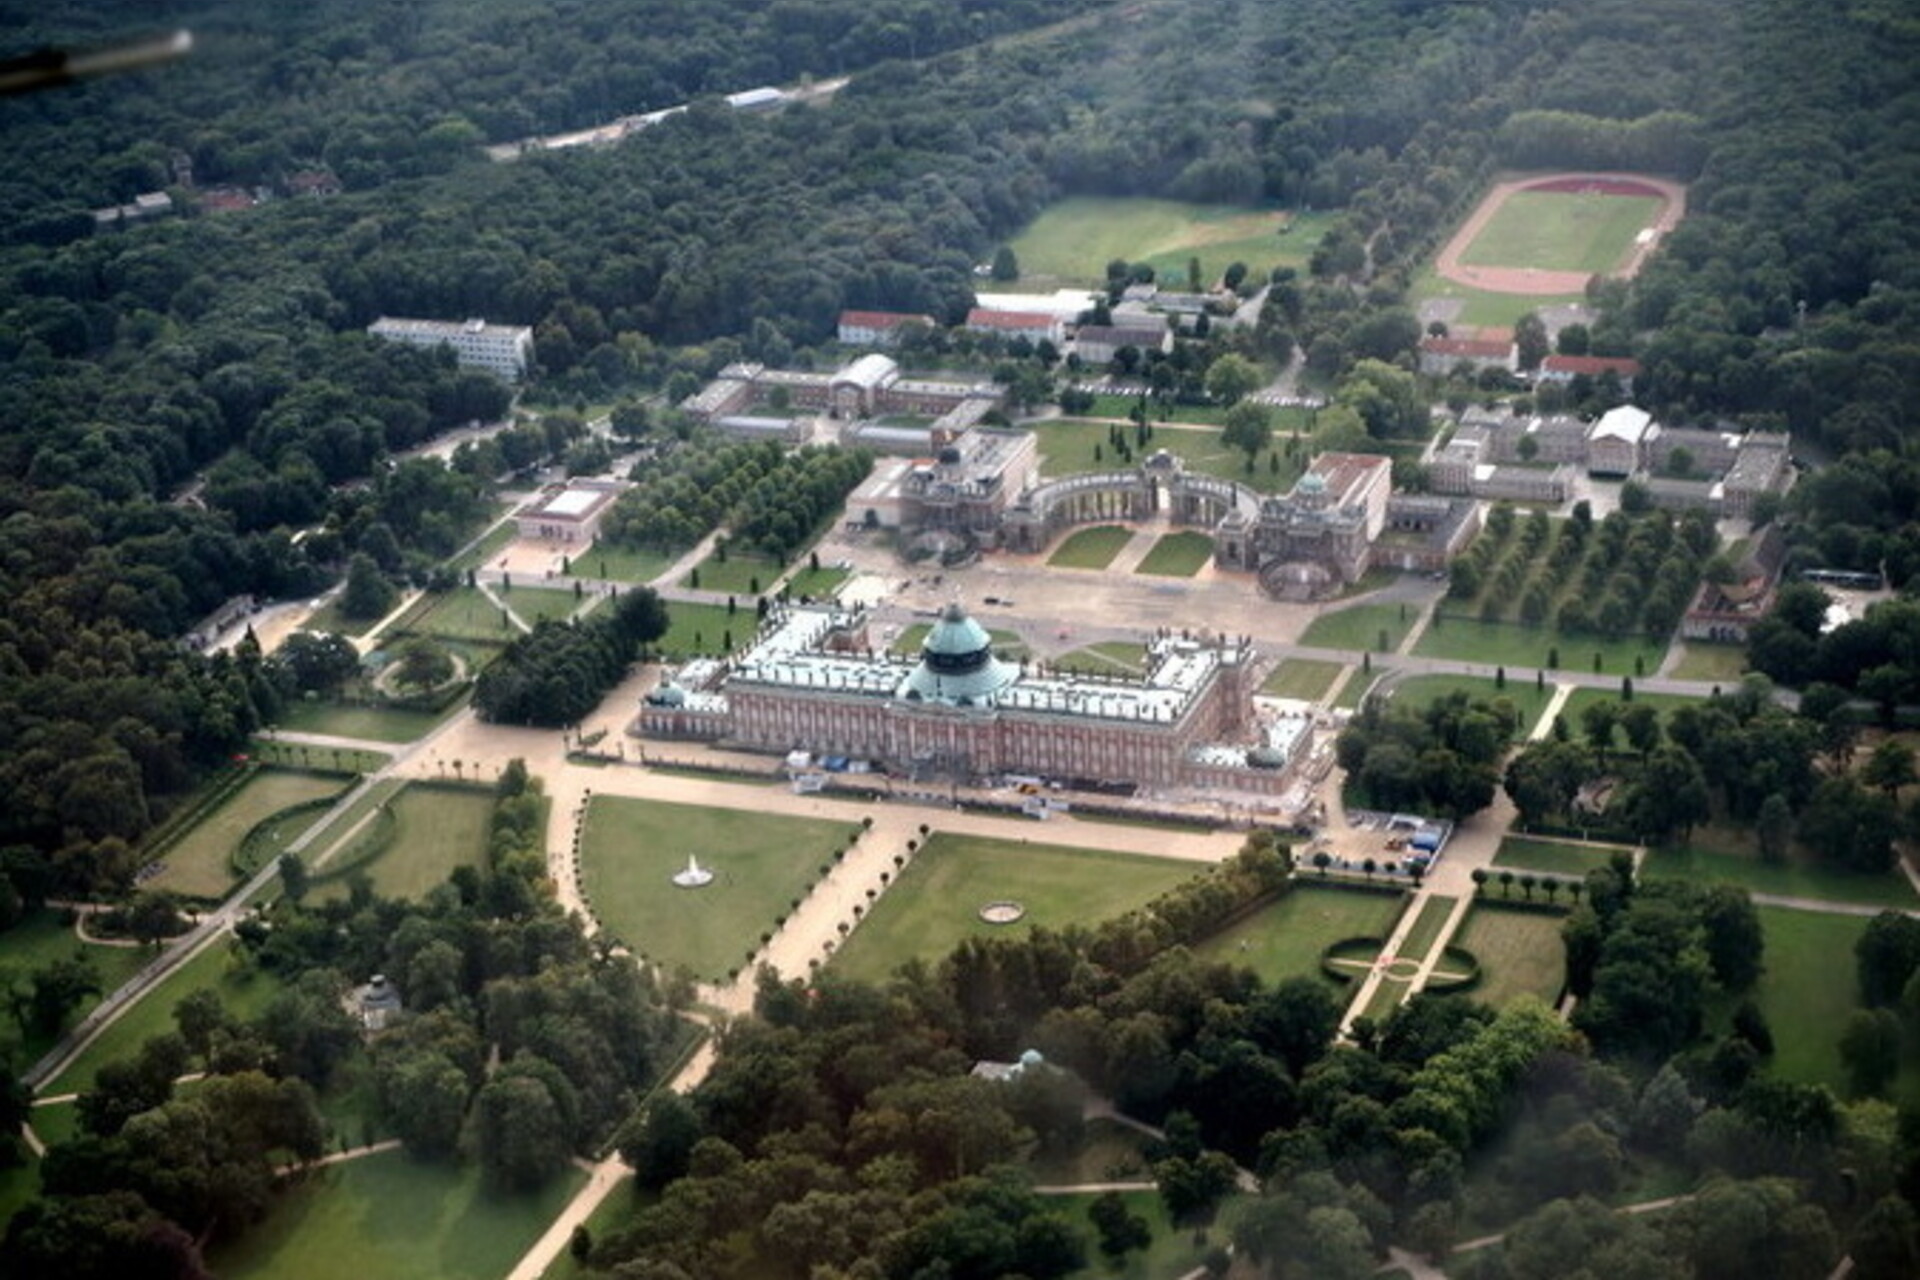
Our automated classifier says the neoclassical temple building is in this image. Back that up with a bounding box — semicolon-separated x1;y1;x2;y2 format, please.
635;603;1313;796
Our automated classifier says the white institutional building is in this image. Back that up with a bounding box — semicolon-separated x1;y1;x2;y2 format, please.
367;317;536;380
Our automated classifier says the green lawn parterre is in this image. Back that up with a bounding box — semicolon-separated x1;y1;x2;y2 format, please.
832;833;1202;985
1412;613;1670;677
1047;524;1136;570
1133;531;1215;577
208;1147;587;1280
310;783;495;903
580;797;855;980
1492;837;1622;876
682;549;783;595
1447;904;1568;1009
1393;894;1459;963
504;585;593;626
267;698;448;745
1299;603;1417;654
1193;885;1409;988
404;588;525;642
147;770;350;900
579;539;677;584
654;600;749;658
784;564;852;598
1261;659;1345;702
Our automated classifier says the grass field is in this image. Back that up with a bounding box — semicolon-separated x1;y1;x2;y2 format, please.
1058;1188;1225;1280
46;940;283;1094
1261;659;1344;701
1300;603;1418;653
1394;895;1459;963
654;601;746;658
1036;419;1303;495
448;519;519;573
209;1148;587;1280
1413;615;1670;676
1383;674;1555;740
504;586;591;626
271;695;451;745
1747;906;1872;1090
832;834;1199;984
1193;886;1408;988
1460;191;1662;274
1493;837;1622;876
1667;643;1749;683
311;783;494;902
1641;842;1917;909
683;549;782;595
1134;531;1214;577
406;588;524;642
580;798;853;979
579;540;676;584
1048;525;1135;570
0;910;152;1066
1003;196;1333;287
1449;904;1567;1008
149;770;349;899
784;564;851;598
1336;669;1386;710
1557;689;1703;733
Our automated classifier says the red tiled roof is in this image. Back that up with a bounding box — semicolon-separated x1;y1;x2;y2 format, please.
1421;336;1513;358
965;308;1055;330
838;310;928;330
1540;355;1641;377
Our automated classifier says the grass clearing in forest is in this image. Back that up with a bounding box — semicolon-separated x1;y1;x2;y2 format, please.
1003;196;1332;287
1057;1187;1232;1280
580;797;853;980
1447;904;1567;1009
1133;531;1214;577
1048;525;1135;570
1640;841;1917;909
209;1147;587;1280
1261;659;1344;701
1193;886;1408;988
148;770;350;899
1747;907;1873;1090
832;834;1198;985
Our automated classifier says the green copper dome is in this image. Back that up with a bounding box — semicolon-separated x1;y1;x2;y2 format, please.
901;603;1019;705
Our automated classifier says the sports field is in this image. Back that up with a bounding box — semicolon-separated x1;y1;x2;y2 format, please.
1005;197;1332;287
1459;190;1663;274
831;833;1198;984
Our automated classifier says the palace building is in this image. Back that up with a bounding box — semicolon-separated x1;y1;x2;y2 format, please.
635;602;1314;797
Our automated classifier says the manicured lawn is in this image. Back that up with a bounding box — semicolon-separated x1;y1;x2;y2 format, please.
1667;642;1749;683
1335;669;1385;710
653;601;746;658
46;940;283;1094
1448;904;1567;1008
1300;603;1417;654
268;697;446;745
209;1148;587;1280
1362;974;1415;1022
580;540;676;584
832;834;1200;984
1383;675;1555;740
0;910;151;1065
1748;906;1873;1090
580;797;854;980
1057;1187;1226;1280
149;770;350;899
1413;615;1669;678
1394;895;1459;963
406;588;524;642
1037;419;1302;495
505;585;591;626
1459;190;1662;274
301;599;381;639
784;564;851;598
311;783;494;903
1048;524;1135;570
1641;842;1918;909
682;549;782;595
1262;659;1344;701
540;1180;653;1280
1004;195;1331;286
448;519;519;572
1493;837;1621;876
1133;531;1214;577
1556;689;1704;737
1193;886;1408;988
